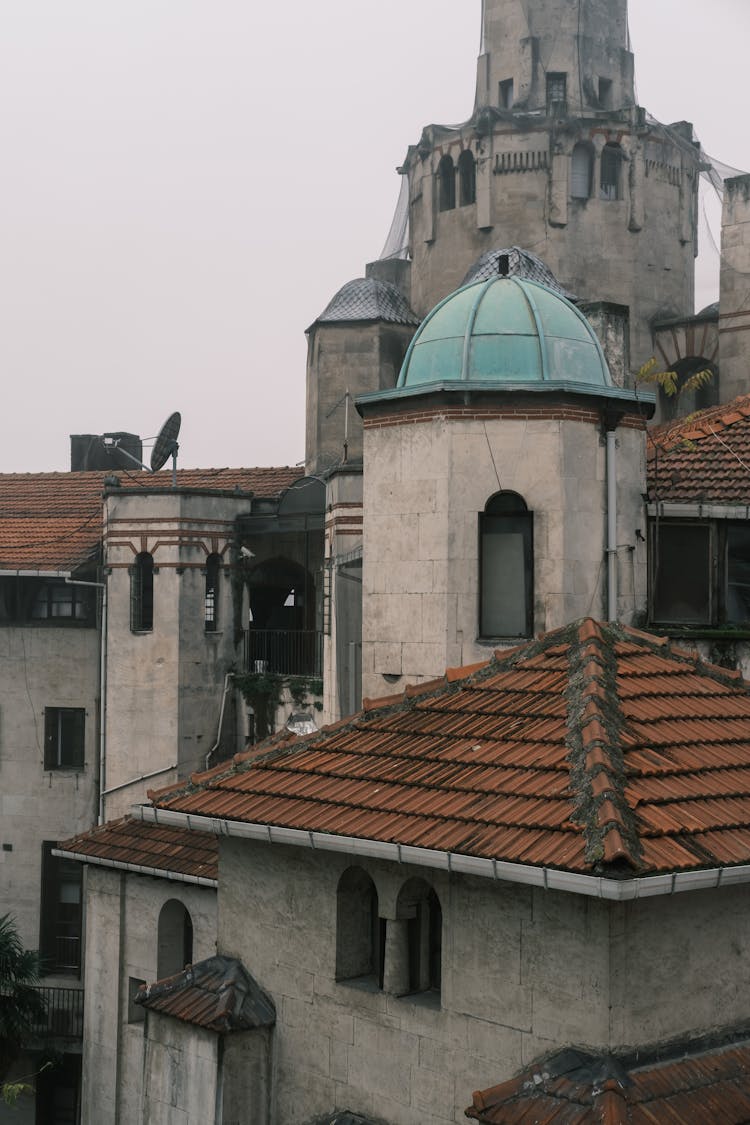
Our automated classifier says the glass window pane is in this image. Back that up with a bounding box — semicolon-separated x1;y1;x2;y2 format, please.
481;517;529;636
727;525;750;624
652;524;711;624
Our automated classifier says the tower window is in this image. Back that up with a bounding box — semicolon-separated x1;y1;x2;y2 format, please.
131;552;154;632
437;155;456;212
571;143;594;200
499;78;514;109
546;73;567;111
600;144;622;201
204;553;221;632
598;77;613;109
157;900;193;980
479;491;533;638
458;150;476;207
395;879;442;998
336;867;384;987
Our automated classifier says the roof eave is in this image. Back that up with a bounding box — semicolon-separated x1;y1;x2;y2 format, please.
133;806;750;901
52;847;218;889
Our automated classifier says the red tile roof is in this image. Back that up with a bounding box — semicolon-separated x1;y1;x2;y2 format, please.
466;1041;750;1124
0;467;299;570
136;955;275;1032
647;393;750;504
148;619;750;877
58;816;218;883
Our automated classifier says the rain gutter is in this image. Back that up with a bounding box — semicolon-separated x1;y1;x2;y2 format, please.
51;848;217;888
0;569;72;577
134;807;750;901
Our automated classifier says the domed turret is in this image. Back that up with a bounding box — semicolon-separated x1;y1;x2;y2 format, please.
397;276;611;391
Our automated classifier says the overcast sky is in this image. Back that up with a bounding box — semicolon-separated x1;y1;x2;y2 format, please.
0;0;747;474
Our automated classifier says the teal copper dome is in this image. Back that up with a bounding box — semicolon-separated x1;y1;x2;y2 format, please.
397;276;612;390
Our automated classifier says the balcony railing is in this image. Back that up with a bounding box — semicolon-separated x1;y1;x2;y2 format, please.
29;986;84;1040
244;629;322;677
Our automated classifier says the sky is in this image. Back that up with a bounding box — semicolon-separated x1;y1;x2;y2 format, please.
0;0;747;474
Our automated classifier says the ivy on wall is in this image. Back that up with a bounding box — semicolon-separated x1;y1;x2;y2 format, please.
235;672;324;741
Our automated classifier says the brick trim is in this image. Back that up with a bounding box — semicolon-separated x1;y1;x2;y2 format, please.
363;404;647;431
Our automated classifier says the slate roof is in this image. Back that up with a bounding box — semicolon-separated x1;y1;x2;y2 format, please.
57;817;218;884
647;393;750;505
461;247;574;299
135;955;275;1032
315;277;420;326
0;467;299;571
466;1041;750;1124
147;619;750;878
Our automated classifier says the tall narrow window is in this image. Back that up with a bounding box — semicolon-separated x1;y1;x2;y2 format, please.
438;155;456;212
458;150;476;206
480;491;533;638
336;867;383;986
204;553;221;632
600;143;622;201
44;708;85;770
40;843;82;976
396;879;442;997
598;77;613;109
499;78;514;109
571;143;594;199
157;900;193;979
131;552;154;632
546;73;567;111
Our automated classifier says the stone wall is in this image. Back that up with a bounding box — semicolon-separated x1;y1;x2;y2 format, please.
720;174;750;403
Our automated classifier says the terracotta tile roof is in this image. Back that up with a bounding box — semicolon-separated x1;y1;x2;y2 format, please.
136;955;275;1032
57;816;218;884
466;1041;750;1123
647;392;750;504
0;467;298;570
148;618;750;877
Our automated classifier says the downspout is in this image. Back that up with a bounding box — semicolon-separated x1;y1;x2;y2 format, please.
606;429;618;621
205;672;235;771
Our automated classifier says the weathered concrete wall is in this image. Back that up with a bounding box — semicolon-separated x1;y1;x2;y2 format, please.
719;174;750;403
142;1014;218;1124
104;489;244;818
322;469;363;725
0;622;98;956
217;839;610;1125
361;410;647;700
81;865;217;1125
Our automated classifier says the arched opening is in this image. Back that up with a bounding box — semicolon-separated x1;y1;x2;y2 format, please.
395;878;442;996
247;556;319;675
204;552;222;632
336;867;383;985
571;143;594;200
157;899;193;980
659;355;718;419
600;143;622;201
480;491;533;638
131;552;154;632
458;150;476;206
438;155;456;212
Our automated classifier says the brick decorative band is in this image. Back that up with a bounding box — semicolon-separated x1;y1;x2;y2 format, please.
363;404;647;431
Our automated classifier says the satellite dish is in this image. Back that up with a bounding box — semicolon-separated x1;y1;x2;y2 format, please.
150;412;181;473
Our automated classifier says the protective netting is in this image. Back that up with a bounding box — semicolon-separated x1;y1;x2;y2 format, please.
378;173;410;261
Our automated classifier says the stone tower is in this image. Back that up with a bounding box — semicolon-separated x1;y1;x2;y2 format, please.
401;0;701;369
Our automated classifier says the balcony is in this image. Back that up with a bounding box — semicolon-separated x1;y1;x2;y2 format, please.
30;986;84;1040
244;628;322;677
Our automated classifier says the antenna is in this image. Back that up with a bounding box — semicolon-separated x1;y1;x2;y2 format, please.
150;412;182;487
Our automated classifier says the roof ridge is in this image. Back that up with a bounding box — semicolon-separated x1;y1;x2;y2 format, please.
566;620;642;870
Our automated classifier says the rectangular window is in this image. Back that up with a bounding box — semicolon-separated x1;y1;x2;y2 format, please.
546;73;567;110
598;77;613;108
726;525;750;623
44;708;85;770
651;523;712;625
40;843;82;976
499;78;514;109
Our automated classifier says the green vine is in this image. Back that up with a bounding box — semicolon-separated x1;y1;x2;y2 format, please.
235;672;324;741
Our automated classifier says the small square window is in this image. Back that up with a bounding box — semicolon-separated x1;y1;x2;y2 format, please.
44;708;85;770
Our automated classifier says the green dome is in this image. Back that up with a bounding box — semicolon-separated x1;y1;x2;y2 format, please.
397;277;611;389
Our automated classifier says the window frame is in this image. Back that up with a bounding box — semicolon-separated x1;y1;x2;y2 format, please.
130;551;155;632
648;518;750;629
39;842;83;977
437;154;456;212
600;143;623;201
479;492;534;640
44;707;86;771
546;72;567;111
204;553;222;632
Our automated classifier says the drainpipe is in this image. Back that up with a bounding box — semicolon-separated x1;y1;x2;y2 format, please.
205;672;235;771
606;429;618;621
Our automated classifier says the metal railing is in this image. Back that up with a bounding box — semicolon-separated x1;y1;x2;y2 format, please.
29;986;84;1040
244;629;322;677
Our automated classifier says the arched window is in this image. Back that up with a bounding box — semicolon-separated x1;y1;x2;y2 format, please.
157;899;193;980
458;150;476;206
336;867;383;985
571;143;594;200
438;155;456;212
395;878;442;997
204;553;221;632
600;143;622;201
131;552;154;632
480;491;533;638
